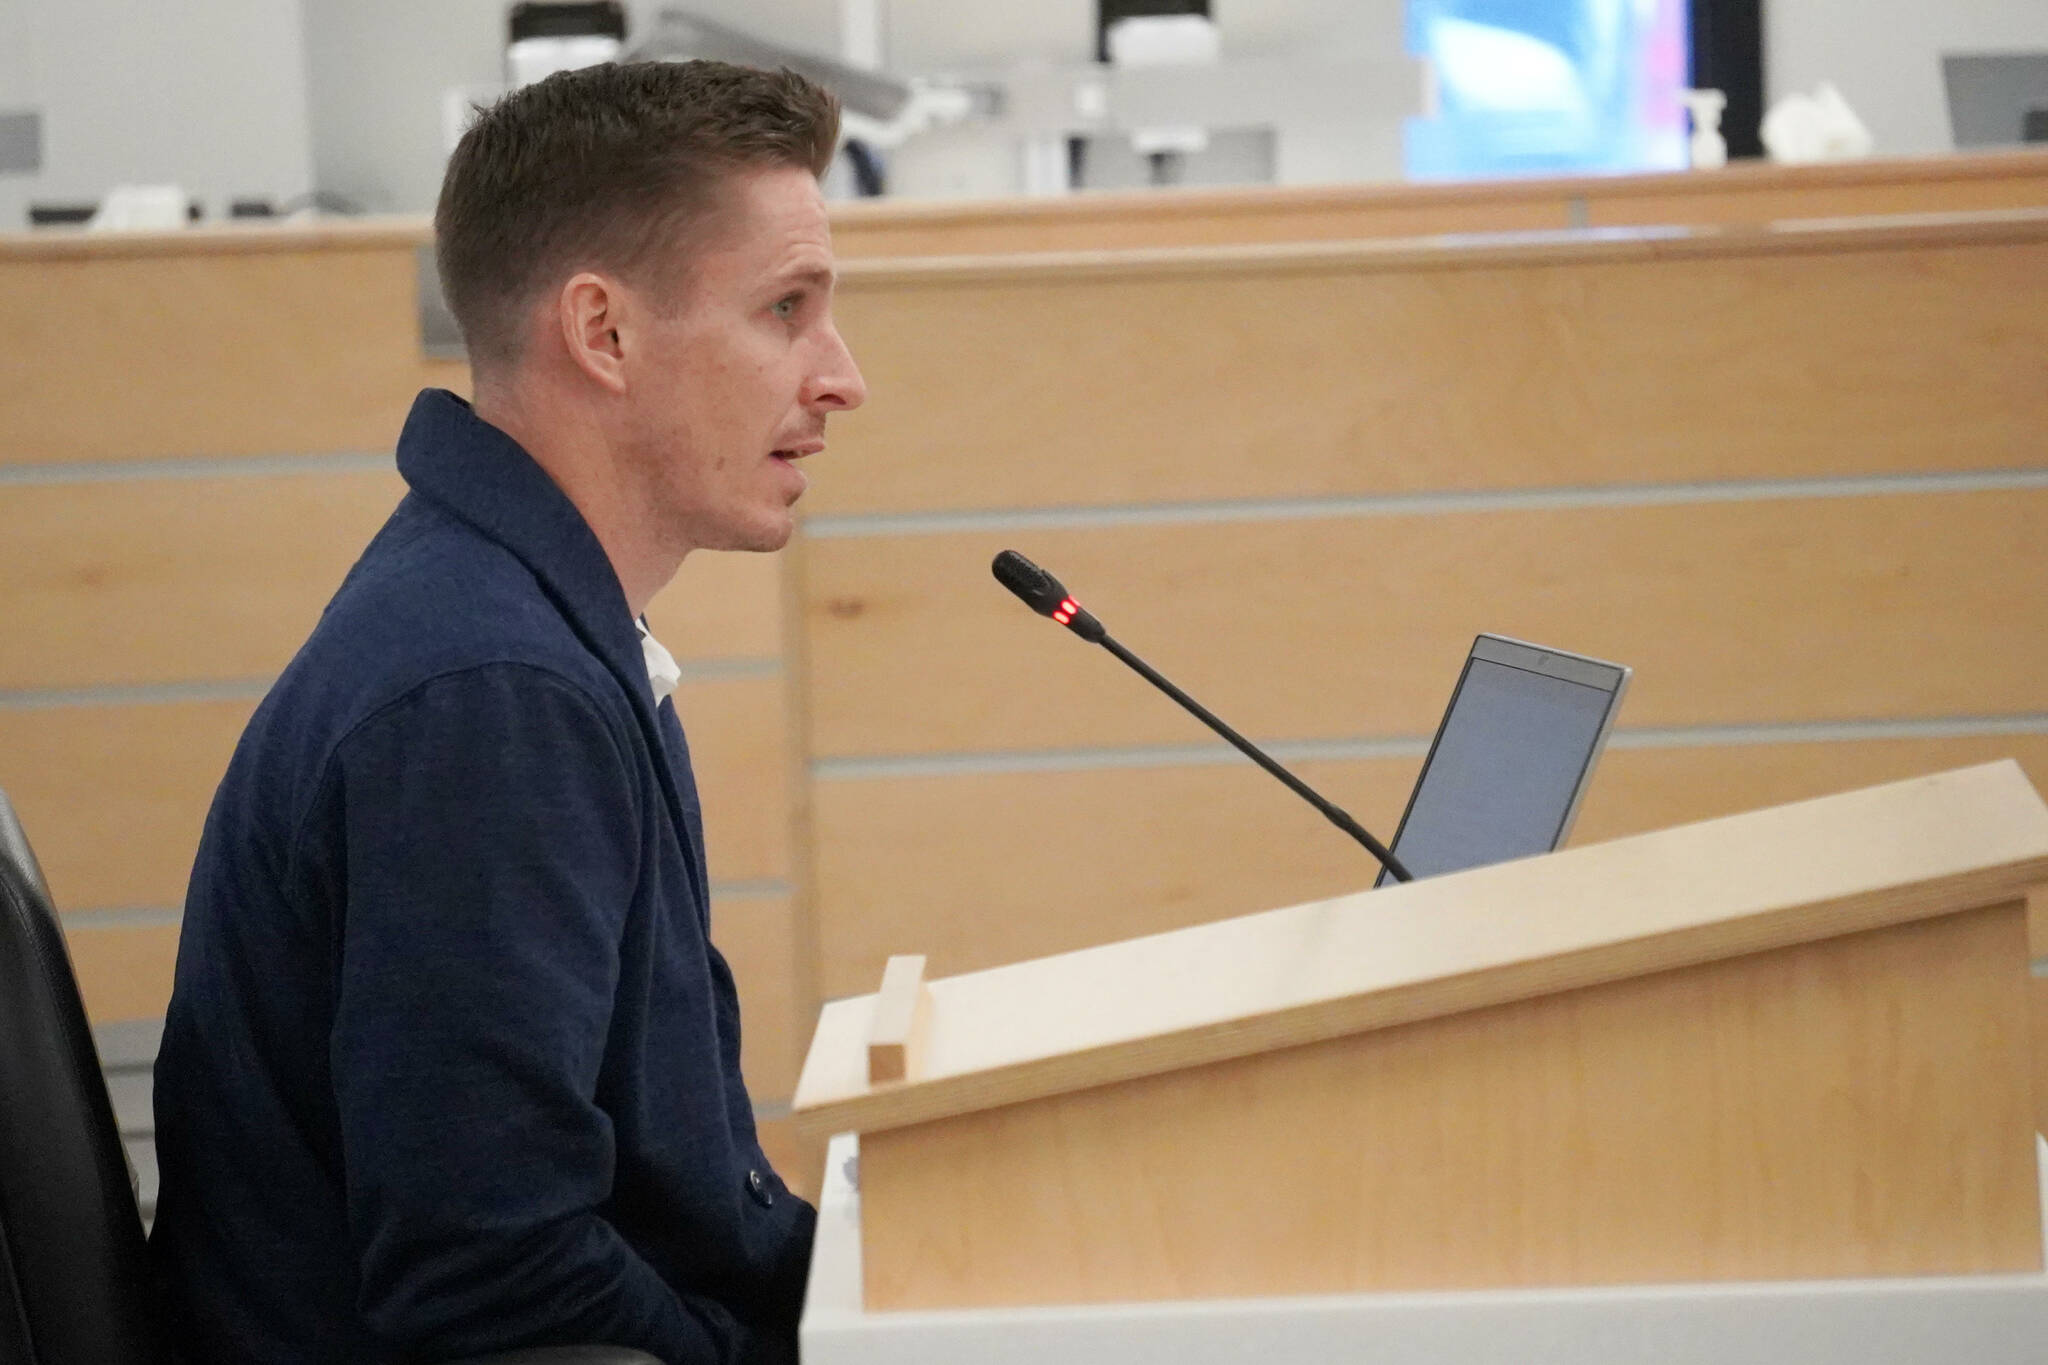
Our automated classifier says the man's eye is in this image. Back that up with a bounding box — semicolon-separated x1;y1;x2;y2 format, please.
772;295;801;320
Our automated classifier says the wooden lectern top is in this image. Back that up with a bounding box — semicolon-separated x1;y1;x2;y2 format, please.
792;761;2048;1137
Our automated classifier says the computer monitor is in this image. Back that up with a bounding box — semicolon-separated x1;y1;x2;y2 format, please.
1376;634;1630;888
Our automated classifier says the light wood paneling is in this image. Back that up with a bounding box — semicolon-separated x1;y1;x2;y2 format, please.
0;471;404;689
1583;159;2048;228
803;490;2048;758
826;151;2048;258
755;1115;825;1204
644;550;783;664
673;676;792;885
711;894;805;1102
811;735;2048;997
865;955;931;1085
818;225;2048;516
861;904;2039;1307
3;162;2029;477
812;758;1414;998
0;700;252;913
0;218;433;261
1573;739;2048;851
0;475;784;691
0;247;464;465
830;186;1568;258
65;922;181;1023
2034;977;2048;1141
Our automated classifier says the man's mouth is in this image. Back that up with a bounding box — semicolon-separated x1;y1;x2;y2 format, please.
772;440;824;462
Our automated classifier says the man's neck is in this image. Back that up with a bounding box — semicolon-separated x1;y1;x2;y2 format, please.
472;381;682;619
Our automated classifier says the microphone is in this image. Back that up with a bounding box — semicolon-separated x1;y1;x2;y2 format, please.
990;550;1413;884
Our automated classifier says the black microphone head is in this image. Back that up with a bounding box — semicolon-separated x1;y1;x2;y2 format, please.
991;550;1069;617
992;549;1107;641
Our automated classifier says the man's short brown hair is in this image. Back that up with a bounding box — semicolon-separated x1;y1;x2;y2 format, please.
435;60;840;373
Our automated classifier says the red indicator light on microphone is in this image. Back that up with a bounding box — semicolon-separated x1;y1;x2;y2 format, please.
1052;609;1073;625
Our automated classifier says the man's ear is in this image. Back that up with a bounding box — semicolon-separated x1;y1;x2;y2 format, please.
558;271;629;394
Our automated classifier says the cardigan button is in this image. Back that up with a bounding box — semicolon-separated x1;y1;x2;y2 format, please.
746;1168;774;1208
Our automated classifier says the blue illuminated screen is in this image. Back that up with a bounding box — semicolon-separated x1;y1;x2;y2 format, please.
1405;0;1691;178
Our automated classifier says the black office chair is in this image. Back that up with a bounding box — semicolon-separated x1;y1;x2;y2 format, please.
0;788;656;1365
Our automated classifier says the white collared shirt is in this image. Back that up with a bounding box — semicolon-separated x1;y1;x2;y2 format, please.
638;620;682;705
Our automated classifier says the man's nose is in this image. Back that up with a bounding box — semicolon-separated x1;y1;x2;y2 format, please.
804;324;868;413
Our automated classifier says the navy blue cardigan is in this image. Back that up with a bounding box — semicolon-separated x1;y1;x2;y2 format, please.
150;390;812;1364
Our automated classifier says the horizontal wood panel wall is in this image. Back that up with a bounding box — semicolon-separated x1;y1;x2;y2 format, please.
802;492;2048;756
811;736;2048;997
798;212;2048;1019
816;221;2048;517
827;150;2048;258
0;238;464;466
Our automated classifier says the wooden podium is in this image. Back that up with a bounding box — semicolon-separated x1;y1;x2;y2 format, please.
791;762;2048;1362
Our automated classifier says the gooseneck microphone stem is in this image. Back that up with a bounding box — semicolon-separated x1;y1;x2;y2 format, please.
989;549;1412;884
1094;633;1413;883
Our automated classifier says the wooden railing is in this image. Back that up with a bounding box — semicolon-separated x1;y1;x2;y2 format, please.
828;149;2048;256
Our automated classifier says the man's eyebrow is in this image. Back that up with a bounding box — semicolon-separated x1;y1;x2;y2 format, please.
779;265;836;291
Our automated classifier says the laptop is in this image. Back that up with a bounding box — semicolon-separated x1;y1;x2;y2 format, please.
1943;53;2048;148
1375;634;1630;888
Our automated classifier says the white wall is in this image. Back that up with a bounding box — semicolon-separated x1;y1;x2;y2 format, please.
300;0;850;215
885;0;1094;69
0;0;313;230
887;0;1406;70
1769;0;2048;157
300;0;507;218
294;0;2048;213
0;2;35;130
296;0;1423;210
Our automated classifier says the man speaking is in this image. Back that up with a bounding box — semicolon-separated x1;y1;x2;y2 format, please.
150;61;865;1364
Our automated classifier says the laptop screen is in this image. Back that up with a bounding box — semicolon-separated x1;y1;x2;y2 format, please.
1376;642;1627;887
